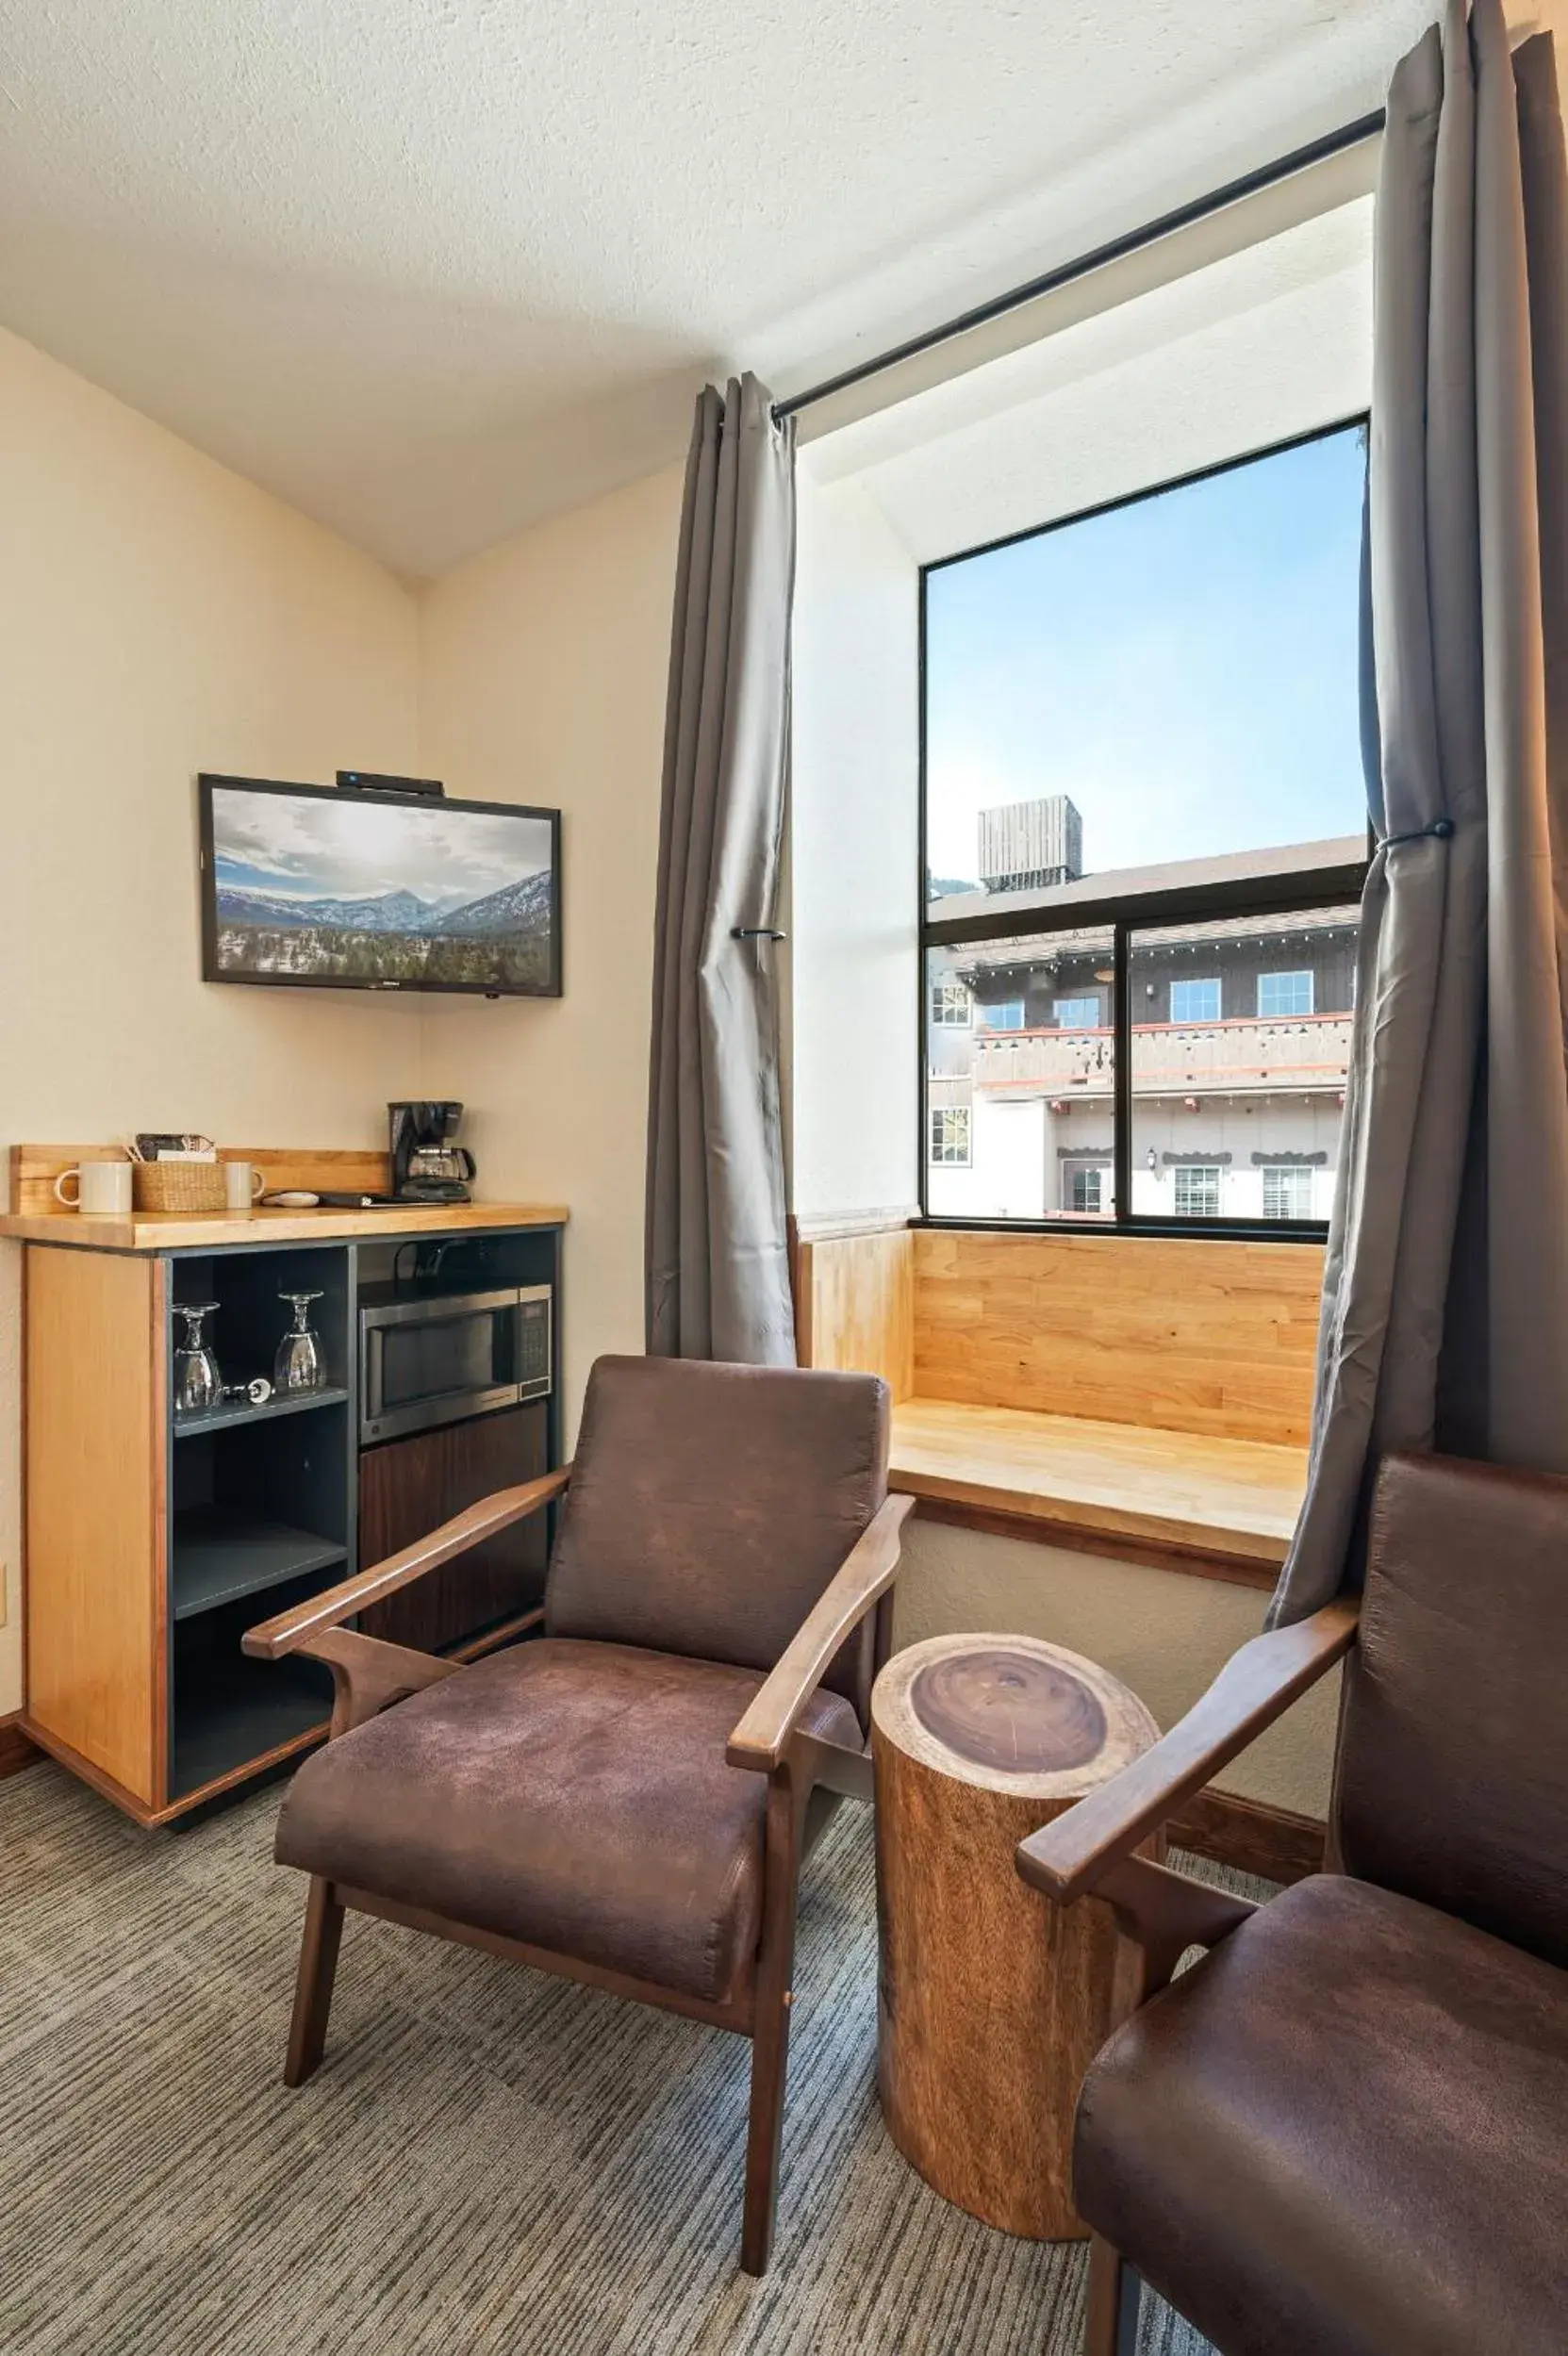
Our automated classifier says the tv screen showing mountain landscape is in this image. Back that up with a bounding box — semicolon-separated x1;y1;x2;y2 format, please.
203;780;559;994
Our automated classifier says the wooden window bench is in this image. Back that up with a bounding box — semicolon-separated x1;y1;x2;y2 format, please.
794;1218;1320;1590
888;1396;1306;1588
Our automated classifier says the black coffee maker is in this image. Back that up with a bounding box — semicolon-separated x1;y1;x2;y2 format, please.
389;1102;476;1203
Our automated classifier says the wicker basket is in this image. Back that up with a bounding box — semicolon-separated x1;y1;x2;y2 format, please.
132;1160;228;1213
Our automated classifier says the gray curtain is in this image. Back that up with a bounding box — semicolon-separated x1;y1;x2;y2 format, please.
645;374;798;1364
1272;0;1568;1624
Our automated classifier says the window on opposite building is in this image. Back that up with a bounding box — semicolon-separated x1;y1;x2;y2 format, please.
1169;976;1221;1024
1066;1163;1106;1215
930;978;973;1028
929;1106;972;1165
1172;1164;1223;1218
1258;969;1314;1017
919;420;1369;1234
1262;1165;1314;1219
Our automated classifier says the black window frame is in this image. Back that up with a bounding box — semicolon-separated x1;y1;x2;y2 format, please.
917;415;1372;1245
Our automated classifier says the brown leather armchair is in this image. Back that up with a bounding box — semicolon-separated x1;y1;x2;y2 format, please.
244;1354;913;2274
1017;1452;1568;2356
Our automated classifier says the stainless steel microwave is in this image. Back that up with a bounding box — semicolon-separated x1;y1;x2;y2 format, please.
359;1284;553;1444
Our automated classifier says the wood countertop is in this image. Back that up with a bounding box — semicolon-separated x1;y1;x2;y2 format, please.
889;1395;1306;1580
0;1200;569;1252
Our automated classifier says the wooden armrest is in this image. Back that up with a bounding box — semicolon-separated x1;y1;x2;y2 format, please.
726;1492;916;1772
1016;1598;1359;1903
300;1625;464;1736
242;1465;571;1660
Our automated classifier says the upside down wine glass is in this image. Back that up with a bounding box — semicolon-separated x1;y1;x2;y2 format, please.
273;1292;325;1395
173;1302;223;1418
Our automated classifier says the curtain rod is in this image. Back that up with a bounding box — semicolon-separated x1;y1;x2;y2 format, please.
773;107;1386;425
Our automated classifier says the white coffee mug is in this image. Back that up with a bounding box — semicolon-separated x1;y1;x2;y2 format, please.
55;1160;133;1214
223;1161;267;1210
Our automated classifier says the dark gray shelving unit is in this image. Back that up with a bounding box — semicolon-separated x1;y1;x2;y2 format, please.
172;1384;350;1440
156;1216;564;1813
171;1656;334;1802
172;1508;347;1622
168;1243;355;1801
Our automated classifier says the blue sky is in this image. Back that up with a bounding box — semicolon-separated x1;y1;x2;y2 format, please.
923;424;1368;890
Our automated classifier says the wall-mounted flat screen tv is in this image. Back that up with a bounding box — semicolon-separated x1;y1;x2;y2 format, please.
199;775;561;997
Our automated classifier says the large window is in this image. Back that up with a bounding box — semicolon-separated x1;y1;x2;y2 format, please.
921;421;1368;1234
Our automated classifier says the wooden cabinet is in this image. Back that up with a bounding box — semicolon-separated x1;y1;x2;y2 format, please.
359;1403;551;1654
12;1202;564;1826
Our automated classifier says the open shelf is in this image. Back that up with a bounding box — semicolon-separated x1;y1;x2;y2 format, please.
171;1507;347;1622
173;1384;349;1439
170;1656;332;1801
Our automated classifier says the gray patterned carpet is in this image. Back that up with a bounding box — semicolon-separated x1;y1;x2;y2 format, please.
0;1762;1240;2355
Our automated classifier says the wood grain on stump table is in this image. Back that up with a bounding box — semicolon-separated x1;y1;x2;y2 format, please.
872;1631;1160;2240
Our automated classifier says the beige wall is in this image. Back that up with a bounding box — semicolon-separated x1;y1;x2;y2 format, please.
417;466;684;1429
0;324;423;1714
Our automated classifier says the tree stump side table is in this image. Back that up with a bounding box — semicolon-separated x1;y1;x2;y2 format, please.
872;1630;1161;2240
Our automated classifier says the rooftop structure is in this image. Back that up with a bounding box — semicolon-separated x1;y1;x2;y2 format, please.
979;796;1083;893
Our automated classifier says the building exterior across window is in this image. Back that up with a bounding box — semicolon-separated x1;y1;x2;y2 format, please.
925;888;1357;1223
931;979;973;1028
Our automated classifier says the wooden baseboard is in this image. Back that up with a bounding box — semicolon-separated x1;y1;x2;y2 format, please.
1169;1785;1326;1886
0;1710;42;1781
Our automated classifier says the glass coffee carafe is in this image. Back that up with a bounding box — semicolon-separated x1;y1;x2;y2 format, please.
274;1292;325;1395
173;1302;223;1418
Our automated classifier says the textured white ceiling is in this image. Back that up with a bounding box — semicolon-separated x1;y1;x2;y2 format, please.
1;0;1437;574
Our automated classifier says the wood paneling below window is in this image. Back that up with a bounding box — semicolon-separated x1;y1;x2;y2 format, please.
912;1228;1324;1447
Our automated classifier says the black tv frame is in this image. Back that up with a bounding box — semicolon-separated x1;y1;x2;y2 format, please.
197;773;562;1000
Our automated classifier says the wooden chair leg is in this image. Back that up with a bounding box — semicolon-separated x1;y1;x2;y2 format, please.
1086;2233;1141;2356
741;1982;793;2275
284;1876;343;2088
740;1769;808;2275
